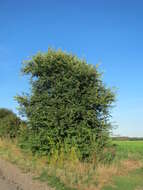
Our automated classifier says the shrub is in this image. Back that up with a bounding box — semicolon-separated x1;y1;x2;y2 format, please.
16;49;115;159
0;108;21;138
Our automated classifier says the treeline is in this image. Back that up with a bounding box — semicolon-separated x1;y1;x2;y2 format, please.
112;137;143;141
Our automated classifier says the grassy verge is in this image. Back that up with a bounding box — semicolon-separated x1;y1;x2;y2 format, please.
103;167;143;190
103;141;143;190
0;139;142;190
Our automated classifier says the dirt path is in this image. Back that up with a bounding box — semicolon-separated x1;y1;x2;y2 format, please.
0;158;52;190
0;177;18;190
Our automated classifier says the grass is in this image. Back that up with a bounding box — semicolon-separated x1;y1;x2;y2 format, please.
103;140;143;190
34;171;76;190
114;141;143;161
0;139;142;190
103;167;143;190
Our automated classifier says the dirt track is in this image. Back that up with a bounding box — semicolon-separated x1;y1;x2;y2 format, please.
0;177;18;190
0;158;51;190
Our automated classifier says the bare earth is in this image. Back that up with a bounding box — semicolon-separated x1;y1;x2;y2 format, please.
0;158;52;190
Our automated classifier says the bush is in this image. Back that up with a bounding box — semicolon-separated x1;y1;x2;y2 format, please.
0;108;21;138
16;49;115;159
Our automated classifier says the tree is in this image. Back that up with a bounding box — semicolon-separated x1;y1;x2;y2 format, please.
16;49;115;159
0;108;21;138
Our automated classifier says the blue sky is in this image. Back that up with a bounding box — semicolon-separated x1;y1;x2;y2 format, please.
0;0;143;137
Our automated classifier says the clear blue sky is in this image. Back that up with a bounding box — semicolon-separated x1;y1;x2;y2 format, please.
0;0;143;137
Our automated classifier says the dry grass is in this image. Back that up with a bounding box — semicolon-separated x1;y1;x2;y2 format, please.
96;164;118;189
0;139;142;190
119;159;142;173
95;159;142;190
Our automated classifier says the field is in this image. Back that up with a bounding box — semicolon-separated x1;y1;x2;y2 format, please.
114;141;143;160
0;139;142;190
103;141;143;190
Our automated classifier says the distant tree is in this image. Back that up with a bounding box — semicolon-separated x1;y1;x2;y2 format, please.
0;108;21;138
16;49;115;159
0;108;14;119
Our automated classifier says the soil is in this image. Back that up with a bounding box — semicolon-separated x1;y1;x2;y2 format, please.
0;158;52;190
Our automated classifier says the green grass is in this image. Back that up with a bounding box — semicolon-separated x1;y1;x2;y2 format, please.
103;167;143;190
114;140;143;160
34;171;77;190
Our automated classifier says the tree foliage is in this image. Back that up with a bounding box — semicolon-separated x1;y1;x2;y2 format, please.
16;49;115;158
0;108;21;138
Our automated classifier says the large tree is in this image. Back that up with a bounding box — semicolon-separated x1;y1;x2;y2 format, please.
16;49;115;158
